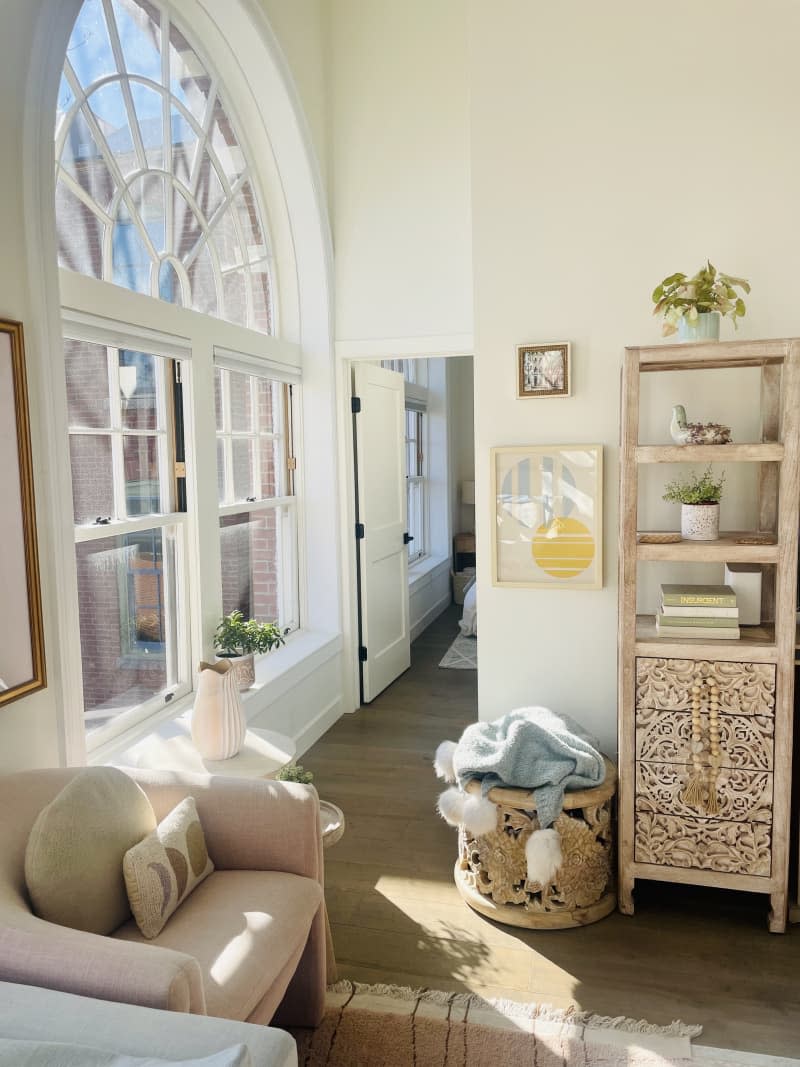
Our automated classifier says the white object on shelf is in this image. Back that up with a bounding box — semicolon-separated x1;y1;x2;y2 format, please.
724;562;762;626
191;660;246;760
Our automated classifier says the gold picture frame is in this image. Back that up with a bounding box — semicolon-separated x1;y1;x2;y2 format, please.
517;341;570;398
491;444;603;589
0;320;45;706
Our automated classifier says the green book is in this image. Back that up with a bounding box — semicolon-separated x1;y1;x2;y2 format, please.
661;583;737;608
657;613;739;628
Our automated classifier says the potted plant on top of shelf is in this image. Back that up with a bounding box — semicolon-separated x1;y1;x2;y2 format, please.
662;466;725;542
214;610;287;690
651;261;750;340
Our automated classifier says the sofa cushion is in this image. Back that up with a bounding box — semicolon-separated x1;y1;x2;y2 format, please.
124;797;214;939
113;870;322;1020
24;767;156;935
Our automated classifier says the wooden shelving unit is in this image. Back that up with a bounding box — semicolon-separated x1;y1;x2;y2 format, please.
618;338;800;933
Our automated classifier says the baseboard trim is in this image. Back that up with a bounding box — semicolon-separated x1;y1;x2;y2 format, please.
410;592;452;642
293;697;343;758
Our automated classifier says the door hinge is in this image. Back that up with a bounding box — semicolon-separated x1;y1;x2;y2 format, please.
287;456;297;471
359;645;368;662
355;522;365;540
174;461;186;479
351;396;362;414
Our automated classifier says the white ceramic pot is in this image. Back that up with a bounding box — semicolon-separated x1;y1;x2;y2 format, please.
216;652;255;691
679;311;720;342
681;503;720;541
191;660;247;760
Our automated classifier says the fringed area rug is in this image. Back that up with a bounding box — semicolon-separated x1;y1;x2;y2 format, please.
292;981;710;1066
438;634;477;670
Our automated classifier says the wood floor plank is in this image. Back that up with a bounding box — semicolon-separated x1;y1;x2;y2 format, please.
305;606;800;1057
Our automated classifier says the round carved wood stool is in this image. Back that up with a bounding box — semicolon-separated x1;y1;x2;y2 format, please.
454;757;617;929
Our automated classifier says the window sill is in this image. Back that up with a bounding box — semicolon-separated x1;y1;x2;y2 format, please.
408;554;450;592
90;629;343;768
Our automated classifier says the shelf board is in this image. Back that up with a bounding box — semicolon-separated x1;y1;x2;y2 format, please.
636;532;779;563
635;443;783;464
629;338;791;371
635;615;777;662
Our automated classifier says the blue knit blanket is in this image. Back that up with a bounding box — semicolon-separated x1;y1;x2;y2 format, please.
452;707;605;828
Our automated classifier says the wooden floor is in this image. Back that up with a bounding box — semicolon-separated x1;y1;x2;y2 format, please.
304;607;800;1058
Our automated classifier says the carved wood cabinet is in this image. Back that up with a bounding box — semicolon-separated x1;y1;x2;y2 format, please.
617;339;800;933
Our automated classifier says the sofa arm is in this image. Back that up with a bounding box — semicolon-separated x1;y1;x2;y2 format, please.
0;915;205;1014
128;770;323;883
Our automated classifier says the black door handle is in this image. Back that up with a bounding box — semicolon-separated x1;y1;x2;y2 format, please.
403;532;414;545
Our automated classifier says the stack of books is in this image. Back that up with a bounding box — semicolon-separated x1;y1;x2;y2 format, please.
656;584;740;640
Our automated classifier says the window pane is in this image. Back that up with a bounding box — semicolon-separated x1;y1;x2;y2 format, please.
216;438;225;503
229;370;253;432
407;480;423;561
120;350;159;430
70;434;114;523
256;376;280;434
259;436;280;498
214;367;224;430
124;435;161;514
220;508;297;629
77;528;178;732
232;438;254;501
65;339;110;428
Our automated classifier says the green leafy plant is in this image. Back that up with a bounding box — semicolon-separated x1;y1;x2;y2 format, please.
214;610;287;657
662;466;725;505
276;763;314;785
652;261;750;337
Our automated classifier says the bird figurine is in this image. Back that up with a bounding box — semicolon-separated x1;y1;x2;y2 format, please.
670;404;732;446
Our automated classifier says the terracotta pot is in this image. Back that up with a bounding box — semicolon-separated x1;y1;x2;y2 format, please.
191;660;246;760
681;503;720;541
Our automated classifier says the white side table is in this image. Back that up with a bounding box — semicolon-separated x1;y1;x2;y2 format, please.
130;727;296;780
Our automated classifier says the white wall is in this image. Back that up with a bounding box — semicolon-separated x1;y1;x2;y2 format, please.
329;0;473;348
470;1;800;752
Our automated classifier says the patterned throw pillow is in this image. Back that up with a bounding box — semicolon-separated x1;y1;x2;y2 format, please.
123;796;214;939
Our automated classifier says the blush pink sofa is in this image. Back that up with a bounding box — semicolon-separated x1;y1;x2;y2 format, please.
0;767;328;1028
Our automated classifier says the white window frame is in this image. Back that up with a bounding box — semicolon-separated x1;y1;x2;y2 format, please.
59;274;303;754
214;358;300;632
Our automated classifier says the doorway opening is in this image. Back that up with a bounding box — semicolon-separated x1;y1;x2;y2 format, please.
350;354;475;704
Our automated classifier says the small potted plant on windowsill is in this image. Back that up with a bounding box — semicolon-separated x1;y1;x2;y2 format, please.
214;610;287;691
662;466;725;541
652;261;750;340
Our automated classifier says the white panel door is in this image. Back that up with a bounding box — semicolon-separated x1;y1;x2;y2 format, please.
353;362;410;702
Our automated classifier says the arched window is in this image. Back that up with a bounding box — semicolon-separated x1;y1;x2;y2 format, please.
56;0;273;332
55;0;303;751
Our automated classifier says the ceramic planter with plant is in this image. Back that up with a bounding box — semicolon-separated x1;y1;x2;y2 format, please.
662;466;725;541
652;261;750;340
214;610;287;690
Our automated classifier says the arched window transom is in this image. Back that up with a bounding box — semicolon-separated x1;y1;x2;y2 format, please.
55;0;274;333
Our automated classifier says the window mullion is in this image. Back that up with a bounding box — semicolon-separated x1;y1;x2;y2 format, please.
251;375;261;500
222;370;234;505
161;17;173;253
107;347;127;520
102;0;148;172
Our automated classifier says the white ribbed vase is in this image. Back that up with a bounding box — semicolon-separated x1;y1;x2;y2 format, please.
681;503;720;541
191;660;247;760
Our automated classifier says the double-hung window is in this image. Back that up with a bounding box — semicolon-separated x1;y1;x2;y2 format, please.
382;359;429;564
215;362;299;631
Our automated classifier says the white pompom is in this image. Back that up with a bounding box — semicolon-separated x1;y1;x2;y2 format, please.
433;740;457;782
461;794;498;838
436;787;466;826
525;828;562;887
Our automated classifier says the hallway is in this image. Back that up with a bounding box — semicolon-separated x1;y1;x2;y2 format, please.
303;606;800;1057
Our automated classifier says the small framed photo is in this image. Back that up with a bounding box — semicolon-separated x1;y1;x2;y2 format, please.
517;342;570;399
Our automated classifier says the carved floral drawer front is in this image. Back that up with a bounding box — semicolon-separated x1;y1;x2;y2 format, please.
635;707;774;770
635;658;776;716
634;812;771;876
635;761;773;824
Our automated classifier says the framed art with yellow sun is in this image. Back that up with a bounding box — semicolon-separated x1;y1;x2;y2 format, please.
491;444;603;589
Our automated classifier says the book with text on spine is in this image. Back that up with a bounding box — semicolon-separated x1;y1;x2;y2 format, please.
660;604;739;618
660;583;737;608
